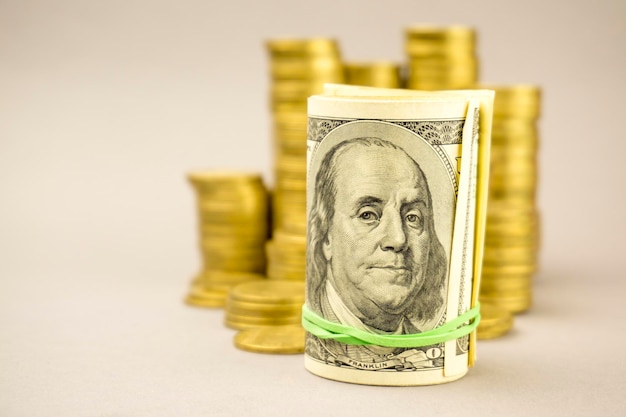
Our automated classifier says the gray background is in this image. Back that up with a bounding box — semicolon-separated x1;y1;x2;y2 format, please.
1;1;625;416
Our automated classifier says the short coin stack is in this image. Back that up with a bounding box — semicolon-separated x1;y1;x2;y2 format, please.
265;38;344;280
479;85;542;314
476;301;514;339
185;171;269;308
225;280;305;331
404;25;478;90
234;325;306;354
344;61;403;88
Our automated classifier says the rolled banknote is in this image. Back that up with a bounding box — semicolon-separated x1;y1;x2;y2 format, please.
302;84;494;385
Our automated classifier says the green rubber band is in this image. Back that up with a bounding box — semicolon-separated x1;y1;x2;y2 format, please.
301;302;481;348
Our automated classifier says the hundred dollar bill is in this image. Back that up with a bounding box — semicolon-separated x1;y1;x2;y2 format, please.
303;84;494;385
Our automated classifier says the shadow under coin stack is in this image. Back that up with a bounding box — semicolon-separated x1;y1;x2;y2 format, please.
265;38;345;281
184;172;268;308
479;85;541;315
344;61;403;88
404;25;478;90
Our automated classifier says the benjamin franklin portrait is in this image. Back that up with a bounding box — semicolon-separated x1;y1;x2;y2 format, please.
306;135;450;367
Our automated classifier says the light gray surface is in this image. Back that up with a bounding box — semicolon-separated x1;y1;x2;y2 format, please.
1;0;625;416
2;265;625;416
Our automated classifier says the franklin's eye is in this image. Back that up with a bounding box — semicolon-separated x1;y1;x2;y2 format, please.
357;210;380;224
405;211;424;230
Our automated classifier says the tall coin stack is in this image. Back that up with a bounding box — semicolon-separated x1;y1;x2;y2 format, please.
344;62;403;88
404;25;478;90
479;85;541;314
265;38;345;281
266;229;307;281
185;171;269;308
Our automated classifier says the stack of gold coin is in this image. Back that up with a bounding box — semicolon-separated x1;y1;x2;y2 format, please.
266;38;344;235
479;85;541;314
184;171;269;308
224;280;305;330
234;325;306;354
272;111;309;236
266;229;306;281
186;270;266;308
477;301;514;340
404;25;478;90
344;61;403;88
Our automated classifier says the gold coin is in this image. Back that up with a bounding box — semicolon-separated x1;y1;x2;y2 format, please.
194;270;265;285
226;299;302;317
477;301;514;339
490;132;538;147
491;119;539;136
198;228;268;241
266;38;340;57
481;263;536;276
488;178;538;192
184;285;227;308
270;59;344;81
405;24;475;40
266;258;306;270
272;228;306;240
187;170;264;185
344;61;402;88
271;101;307;113
271;80;327;100
234;324;306;354
280;223;307;236
196;201;268;214
479;294;532;314
266;270;306;281
225;311;301;325
230;280;305;304
266;248;306;259
481;84;541;119
406;78;475;90
275;129;308;140
484;223;539;235
405;25;476;57
483;246;537;262
480;290;532;305
407;58;477;75
225;316;301;331
273;110;308;126
274;178;307;192
484;235;539;248
201;263;265;274
479;278;532;293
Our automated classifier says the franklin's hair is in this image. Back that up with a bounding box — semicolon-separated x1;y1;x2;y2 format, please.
306;137;448;323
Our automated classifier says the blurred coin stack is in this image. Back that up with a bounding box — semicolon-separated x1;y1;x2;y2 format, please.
476;301;514;339
479;85;542;314
234;324;306;354
344;61;403;88
224;281;305;330
404;25;478;90
266;229;307;281
265;38;345;281
185;172;269;308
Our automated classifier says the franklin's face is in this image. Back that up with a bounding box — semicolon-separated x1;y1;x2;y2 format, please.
323;145;432;317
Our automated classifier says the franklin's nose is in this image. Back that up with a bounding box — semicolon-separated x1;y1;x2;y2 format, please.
379;212;408;252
